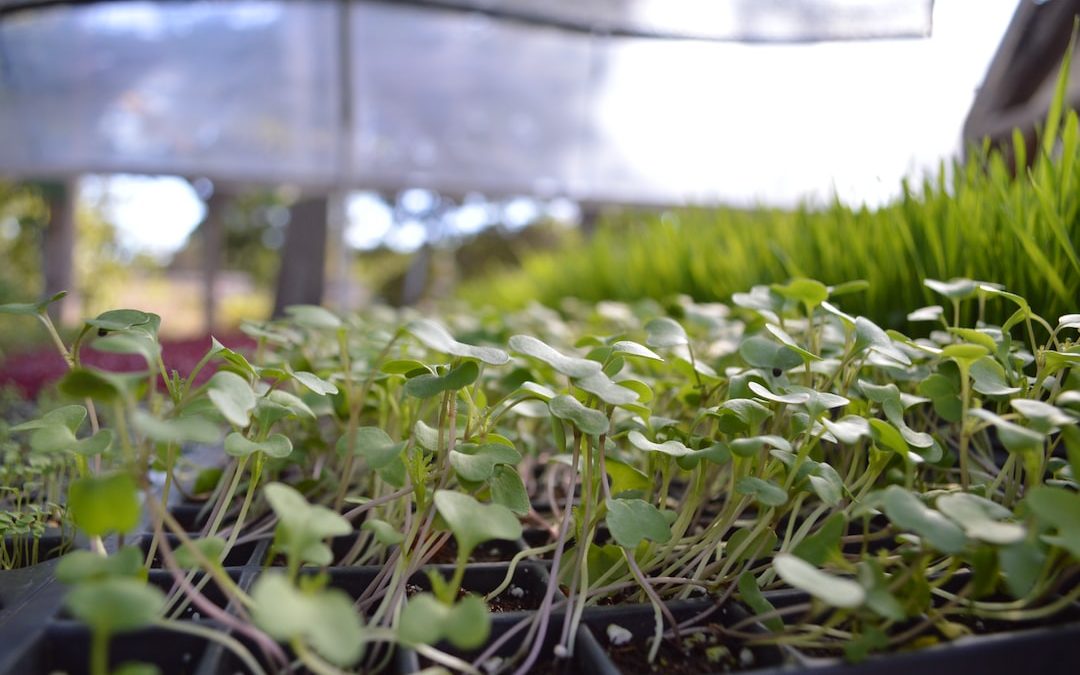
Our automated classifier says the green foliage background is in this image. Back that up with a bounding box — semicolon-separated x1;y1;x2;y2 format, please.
0;182;49;305
462;111;1080;329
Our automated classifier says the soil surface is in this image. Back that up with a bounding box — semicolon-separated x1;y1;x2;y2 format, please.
405;583;541;612
427;537;520;563
421;655;579;674
602;627;757;674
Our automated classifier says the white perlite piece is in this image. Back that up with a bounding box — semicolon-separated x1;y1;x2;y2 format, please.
481;656;504;674
553;645;570;658
606;623;633;646
509;585;525;599
739;647;755;667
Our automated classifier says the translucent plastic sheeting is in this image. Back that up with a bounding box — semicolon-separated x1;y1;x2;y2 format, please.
0;1;342;183
418;0;934;42
0;0;935;205
349;2;592;198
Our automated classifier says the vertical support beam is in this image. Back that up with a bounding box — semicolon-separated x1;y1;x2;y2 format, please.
401;244;431;307
41;178;77;326
327;190;352;313
962;0;1080;167
272;195;329;317
578;205;601;238
202;189;228;334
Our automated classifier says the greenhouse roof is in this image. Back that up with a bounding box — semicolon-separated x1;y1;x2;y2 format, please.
0;0;939;205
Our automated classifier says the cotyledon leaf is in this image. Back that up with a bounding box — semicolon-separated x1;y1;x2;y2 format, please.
748;381;810;405
764;323;821;362
967;409;1044;454
785;385;850;417
224;432;293;458
736;477;788;507
132;410;222;444
12;404;86;433
772;278;829;309
626;430;693;457
611;340;663;362
433;490;522;556
284;304;342;329
936;493;1024;545
251;573;364;667
449;443;522;482
548;395;609;435
575;371;638;406
821;415;871;444
908;305;944;322
869;419;923;464
0;290;66;316
729;435;791;458
773;553;865;608
605;498;671;548
362;519;405;546
948;327;998;354
854;316;910;365
1024;487;1080;559
404;361;480;399
925;278;978;300
207;371;256;428
337;427;406;469
399;592;490;651
738;572;783;632
412;420;439;452
969;357;1021;396
508;335;601;378
821;301;857;329
882;486;966;553
808;463;844;506
407;319;508;365
860;382;934;449
291;370;339;396
490;465;530;516
644;317;688;348
739;335;803;371
86;308;153;332
708;399;773;432
1010;399;1075;428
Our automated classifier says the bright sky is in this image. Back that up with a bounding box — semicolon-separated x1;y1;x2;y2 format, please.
82;0;1019;257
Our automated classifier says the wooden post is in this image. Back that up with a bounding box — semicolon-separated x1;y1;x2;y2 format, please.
272;195;329;317
962;0;1080;168
41;178;77;326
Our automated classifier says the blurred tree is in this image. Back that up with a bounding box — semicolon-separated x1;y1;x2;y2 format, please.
222;190;291;288
272;195;328;317
370;218;571;306
73;196;139;319
175;188;289;289
0;182;48;305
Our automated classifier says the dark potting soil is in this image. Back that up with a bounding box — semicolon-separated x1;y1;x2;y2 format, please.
420;655;579;674
269;534;370;567
592;587;645;606
404;583;541;613
427;537;521;564
140;535;258;568
603;627;758;675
